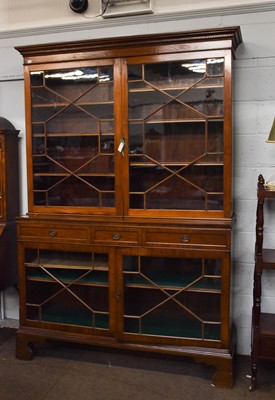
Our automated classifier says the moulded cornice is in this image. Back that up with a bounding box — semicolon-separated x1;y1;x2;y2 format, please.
0;2;275;40
15;26;242;59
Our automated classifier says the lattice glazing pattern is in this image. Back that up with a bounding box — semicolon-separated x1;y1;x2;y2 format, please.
30;67;115;207
128;58;225;211
123;255;222;340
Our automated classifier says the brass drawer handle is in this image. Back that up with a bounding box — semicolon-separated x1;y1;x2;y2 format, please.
112;233;121;240
182;235;190;243
49;230;57;237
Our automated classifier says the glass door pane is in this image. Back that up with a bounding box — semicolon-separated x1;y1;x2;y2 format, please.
122;254;222;342
127;58;225;212
30;65;115;209
24;248;110;331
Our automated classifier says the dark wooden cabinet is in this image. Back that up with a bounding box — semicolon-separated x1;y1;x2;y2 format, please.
15;27;242;388
250;174;275;391
0;117;20;290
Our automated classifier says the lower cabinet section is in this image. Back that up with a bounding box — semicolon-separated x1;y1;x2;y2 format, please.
16;220;235;388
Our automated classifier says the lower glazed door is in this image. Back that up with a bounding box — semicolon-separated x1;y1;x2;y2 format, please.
116;247;230;348
19;243;116;338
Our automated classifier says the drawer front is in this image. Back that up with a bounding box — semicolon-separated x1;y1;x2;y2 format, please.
18;224;89;243
145;229;229;249
94;229;139;245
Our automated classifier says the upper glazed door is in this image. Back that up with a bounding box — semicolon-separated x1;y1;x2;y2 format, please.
27;59;121;215
123;50;232;218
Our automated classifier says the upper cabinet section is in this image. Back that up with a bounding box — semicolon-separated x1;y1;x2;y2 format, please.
16;27;242;219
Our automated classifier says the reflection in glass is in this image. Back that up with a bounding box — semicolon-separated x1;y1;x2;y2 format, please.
25;248;110;329
123;255;221;340
128;58;225;212
30;66;115;208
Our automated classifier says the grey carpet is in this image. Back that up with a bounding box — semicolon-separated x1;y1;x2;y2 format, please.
0;328;275;399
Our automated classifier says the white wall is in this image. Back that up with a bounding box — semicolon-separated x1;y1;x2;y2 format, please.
0;1;274;29
1;0;275;356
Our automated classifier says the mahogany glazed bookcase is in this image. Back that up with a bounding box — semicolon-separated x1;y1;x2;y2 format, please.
15;27;242;388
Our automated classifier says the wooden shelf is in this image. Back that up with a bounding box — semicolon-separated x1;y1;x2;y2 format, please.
129;162;224;167
33;173;115;177
124;273;221;292
26;269;109;286
32;132;114;137
32;101;114;107
128;84;224;93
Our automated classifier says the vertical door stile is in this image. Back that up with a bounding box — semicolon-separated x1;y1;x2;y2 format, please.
120;58;130;215
220;252;231;347
25;67;35;211
108;248;117;337
223;50;233;218
115;248;124;336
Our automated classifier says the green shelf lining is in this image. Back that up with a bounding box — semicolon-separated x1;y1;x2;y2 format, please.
124;273;221;292
26;268;109;285
27;304;109;329
123;316;221;341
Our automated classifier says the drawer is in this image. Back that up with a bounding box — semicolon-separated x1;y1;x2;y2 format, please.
18;224;90;243
145;229;229;249
94;229;139;245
